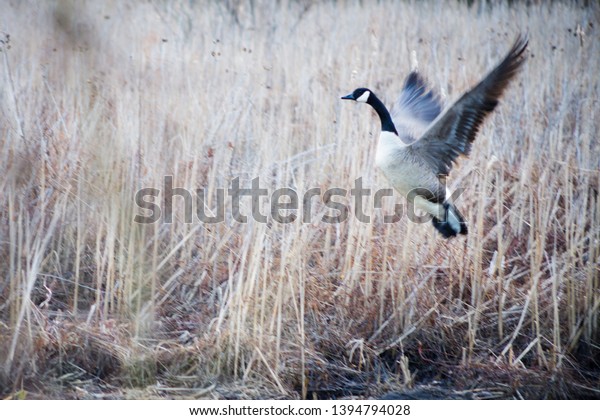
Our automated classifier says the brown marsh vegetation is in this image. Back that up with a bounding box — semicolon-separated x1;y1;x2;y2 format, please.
0;0;599;399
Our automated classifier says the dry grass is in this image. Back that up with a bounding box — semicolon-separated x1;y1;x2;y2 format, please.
1;0;599;399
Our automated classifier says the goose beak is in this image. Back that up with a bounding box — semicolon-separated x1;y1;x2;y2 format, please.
341;93;354;100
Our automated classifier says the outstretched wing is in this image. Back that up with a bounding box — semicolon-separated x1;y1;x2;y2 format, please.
408;34;528;177
390;71;443;143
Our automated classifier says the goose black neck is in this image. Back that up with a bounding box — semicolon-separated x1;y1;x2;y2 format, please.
368;94;397;135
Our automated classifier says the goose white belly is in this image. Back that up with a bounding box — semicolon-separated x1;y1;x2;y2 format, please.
375;131;445;218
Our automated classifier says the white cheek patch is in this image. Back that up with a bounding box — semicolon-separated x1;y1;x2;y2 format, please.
356;90;370;103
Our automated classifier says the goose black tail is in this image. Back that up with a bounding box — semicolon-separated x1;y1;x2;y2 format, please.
431;202;468;238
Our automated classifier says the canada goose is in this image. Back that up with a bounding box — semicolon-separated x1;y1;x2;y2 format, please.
342;35;528;238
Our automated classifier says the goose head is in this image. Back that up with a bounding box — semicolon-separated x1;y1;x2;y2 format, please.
341;88;372;103
341;87;398;135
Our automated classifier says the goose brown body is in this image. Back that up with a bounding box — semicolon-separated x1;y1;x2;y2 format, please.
342;35;528;238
